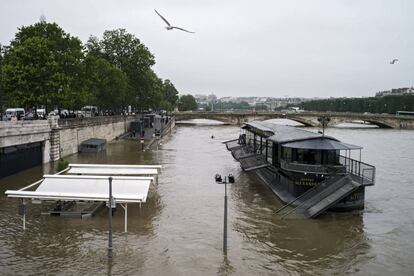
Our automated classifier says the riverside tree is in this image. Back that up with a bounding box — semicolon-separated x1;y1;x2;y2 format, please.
1;22;181;112
298;94;414;114
178;94;197;111
86;29;157;110
83;55;128;111
2;20;86;110
160;79;179;111
0;44;4;111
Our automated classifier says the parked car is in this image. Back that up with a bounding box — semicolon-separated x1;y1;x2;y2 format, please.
60;109;69;118
73;110;83;118
24;112;35;120
5;108;25;120
48;110;60;119
67;110;76;118
36;108;46;119
81;106;98;117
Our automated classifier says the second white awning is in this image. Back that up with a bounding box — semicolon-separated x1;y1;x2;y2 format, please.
5;175;153;203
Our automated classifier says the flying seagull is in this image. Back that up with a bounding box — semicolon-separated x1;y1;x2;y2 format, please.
390;59;399;64
154;9;195;34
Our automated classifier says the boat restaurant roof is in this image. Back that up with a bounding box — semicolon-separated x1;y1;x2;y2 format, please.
242;121;362;150
282;139;362;150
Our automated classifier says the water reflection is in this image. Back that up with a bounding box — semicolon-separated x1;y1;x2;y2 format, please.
231;160;371;274
217;255;235;276
0;123;413;274
0;139;163;275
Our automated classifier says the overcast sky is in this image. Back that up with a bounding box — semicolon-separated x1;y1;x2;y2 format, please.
1;0;413;98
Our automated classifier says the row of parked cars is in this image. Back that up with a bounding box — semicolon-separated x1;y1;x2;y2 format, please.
0;106;132;121
1;106;100;121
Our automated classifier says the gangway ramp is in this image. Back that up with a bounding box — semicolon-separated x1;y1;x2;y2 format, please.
224;139;243;151
280;175;361;218
239;154;269;172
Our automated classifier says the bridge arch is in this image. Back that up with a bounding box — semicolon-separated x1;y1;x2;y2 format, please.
175;112;405;128
175;114;231;124
363;119;393;129
284;117;316;127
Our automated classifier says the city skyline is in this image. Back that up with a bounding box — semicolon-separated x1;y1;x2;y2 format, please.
1;0;413;98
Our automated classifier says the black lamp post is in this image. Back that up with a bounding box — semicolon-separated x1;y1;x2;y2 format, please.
317;116;331;136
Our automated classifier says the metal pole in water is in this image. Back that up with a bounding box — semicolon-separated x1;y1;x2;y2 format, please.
223;179;228;255
108;176;113;259
22;200;26;230
19;199;27;230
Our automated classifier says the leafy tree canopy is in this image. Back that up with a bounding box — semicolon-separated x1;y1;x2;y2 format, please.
0;44;5;111
297;95;414;114
161;79;179;111
178;94;197;111
0;23;181;112
86;29;157;109
83;55;128;111
2;21;85;109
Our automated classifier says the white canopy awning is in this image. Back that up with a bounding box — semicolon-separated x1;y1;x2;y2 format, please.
5;175;153;203
66;166;159;176
68;163;161;173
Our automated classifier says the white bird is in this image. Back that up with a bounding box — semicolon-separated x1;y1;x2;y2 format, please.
390;59;399;64
155;9;195;34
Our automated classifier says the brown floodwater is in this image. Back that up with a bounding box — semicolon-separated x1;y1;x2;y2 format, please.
0;121;413;275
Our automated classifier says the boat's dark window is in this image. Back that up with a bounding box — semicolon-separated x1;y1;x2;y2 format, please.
282;147;292;162
267;142;273;163
254;135;262;153
261;139;267;156
323;150;339;165
246;131;254;146
292;149;317;164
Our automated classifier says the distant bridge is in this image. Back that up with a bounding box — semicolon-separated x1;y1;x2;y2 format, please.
175;111;414;129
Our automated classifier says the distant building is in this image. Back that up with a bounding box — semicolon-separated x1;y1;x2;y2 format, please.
215;96;311;111
194;93;217;105
207;94;217;103
194;94;208;105
376;87;414;97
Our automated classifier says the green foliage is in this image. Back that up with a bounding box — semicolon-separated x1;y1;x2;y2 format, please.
178;94;198;111
1;23;180;112
206;101;251;111
298;95;414;114
2;21;85;109
83;55;128;110
254;104;268;111
161;79;179;110
86;29;157;109
57;159;69;172
0;44;5;111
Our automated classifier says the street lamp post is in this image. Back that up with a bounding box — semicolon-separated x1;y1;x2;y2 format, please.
108;176;113;259
317;116;331;136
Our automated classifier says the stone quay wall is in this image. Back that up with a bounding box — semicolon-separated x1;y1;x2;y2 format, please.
0;116;135;163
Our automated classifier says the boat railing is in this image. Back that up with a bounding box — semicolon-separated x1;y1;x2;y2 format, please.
339;155;375;185
280;159;346;175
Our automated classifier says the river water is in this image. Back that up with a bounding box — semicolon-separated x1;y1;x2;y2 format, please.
0;121;413;275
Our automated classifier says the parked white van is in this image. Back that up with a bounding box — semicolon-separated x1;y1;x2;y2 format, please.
5;108;25;120
36;108;46;119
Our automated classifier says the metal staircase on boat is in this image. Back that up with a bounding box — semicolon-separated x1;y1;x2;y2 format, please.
224;139;269;171
276;175;361;218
